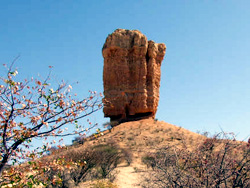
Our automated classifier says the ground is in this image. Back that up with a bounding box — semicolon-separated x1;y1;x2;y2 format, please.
70;119;206;187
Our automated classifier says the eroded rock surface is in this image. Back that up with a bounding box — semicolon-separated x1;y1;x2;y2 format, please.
103;29;166;123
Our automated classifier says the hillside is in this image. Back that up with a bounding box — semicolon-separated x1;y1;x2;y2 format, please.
5;119;248;188
49;119;206;187
54;119;249;188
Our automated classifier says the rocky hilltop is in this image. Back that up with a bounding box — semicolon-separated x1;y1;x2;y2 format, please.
103;29;166;123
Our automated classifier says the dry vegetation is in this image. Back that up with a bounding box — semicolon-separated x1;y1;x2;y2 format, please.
2;119;249;187
141;133;250;187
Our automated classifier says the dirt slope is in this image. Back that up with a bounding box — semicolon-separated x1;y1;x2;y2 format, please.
71;119;206;187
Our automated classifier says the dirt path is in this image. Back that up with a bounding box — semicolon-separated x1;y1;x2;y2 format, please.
113;158;147;188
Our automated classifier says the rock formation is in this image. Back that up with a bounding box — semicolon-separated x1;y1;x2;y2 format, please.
103;29;166;123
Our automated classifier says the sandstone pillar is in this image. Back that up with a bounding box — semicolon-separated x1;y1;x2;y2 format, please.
102;29;166;123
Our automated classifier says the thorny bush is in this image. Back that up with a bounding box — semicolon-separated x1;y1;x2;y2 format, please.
142;132;250;188
45;142;131;187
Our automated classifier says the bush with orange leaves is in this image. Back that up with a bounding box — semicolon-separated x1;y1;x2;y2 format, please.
0;61;102;187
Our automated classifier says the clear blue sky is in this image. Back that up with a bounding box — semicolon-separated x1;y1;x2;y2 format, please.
1;0;250;143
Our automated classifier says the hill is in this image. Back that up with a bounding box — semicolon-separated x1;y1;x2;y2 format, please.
77;119;206;187
42;119;249;188
3;119;249;188
39;119;205;187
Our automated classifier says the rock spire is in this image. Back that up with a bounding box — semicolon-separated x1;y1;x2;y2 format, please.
103;29;166;123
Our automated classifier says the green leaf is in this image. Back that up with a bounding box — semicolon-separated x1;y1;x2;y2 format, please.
9;71;17;76
27;181;33;188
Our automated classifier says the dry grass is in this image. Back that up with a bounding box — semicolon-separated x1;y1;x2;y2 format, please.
3;119;248;187
90;119;206;155
90;179;118;188
141;132;250;187
40;119;208;187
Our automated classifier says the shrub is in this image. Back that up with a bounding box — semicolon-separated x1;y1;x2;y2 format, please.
141;155;156;169
45;142;131;187
142;132;250;188
0;62;102;186
72;136;85;145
